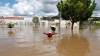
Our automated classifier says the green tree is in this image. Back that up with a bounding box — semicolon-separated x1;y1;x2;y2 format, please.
7;22;14;30
41;16;48;20
56;0;96;29
52;15;59;19
32;16;39;26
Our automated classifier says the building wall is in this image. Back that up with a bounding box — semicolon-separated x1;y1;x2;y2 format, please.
40;20;49;27
0;16;79;28
24;18;33;25
40;19;79;28
4;17;33;25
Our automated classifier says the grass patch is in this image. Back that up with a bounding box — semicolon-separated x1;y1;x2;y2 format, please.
92;21;100;25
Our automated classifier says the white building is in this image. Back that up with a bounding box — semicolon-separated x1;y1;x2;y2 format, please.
0;16;79;28
40;19;79;28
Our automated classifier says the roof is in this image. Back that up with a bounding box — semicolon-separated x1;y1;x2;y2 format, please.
0;16;3;19
6;17;24;20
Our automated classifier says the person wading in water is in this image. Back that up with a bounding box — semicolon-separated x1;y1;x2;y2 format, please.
43;31;57;43
50;24;56;33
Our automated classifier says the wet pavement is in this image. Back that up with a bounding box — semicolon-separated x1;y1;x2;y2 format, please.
0;25;100;56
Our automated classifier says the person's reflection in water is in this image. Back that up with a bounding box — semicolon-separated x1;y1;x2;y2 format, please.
43;37;53;44
8;30;14;36
56;34;90;56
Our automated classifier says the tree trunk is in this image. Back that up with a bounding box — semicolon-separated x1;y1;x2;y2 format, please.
35;23;36;26
71;21;74;30
71;29;73;36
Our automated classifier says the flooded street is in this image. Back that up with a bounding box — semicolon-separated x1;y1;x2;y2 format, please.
0;25;100;56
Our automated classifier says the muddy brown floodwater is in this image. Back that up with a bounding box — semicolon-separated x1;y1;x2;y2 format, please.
0;25;100;56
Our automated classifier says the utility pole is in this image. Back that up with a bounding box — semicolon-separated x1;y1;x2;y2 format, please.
59;0;62;31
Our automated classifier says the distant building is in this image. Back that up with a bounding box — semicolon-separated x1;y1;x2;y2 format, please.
0;16;5;25
0;16;3;19
4;17;24;26
0;15;79;28
40;18;79;28
0;16;34;27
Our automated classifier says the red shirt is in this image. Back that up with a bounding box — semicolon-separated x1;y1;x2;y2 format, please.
45;33;54;37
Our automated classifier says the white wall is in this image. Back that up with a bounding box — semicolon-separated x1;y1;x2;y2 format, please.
40;19;79;28
40;20;49;27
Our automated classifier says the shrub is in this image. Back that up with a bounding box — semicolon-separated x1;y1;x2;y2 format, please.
7;23;14;28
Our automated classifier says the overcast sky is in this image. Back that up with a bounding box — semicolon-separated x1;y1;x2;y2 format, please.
0;0;99;18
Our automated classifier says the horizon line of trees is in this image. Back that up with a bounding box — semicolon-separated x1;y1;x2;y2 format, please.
40;15;59;20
